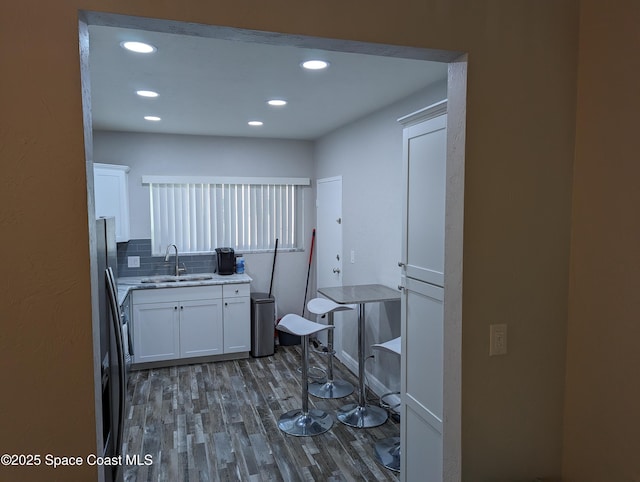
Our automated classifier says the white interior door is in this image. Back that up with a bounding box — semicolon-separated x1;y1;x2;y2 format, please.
316;176;343;349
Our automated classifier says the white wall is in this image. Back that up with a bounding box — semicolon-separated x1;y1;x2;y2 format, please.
92;131;315;317
313;80;447;391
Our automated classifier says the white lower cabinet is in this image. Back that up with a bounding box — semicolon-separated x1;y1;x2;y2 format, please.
179;299;224;358
222;284;250;354
131;283;249;365
132;300;181;363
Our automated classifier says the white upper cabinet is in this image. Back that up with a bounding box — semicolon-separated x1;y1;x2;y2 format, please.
94;163;131;242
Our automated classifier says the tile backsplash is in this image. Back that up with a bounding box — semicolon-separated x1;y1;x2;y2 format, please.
117;239;216;277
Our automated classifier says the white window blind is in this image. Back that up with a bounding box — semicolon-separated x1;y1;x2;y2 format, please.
145;177;308;256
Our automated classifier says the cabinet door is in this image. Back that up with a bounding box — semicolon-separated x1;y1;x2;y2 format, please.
179;299;223;358
401;276;443;482
132;301;180;363
223;297;250;353
401;113;447;286
94;163;130;242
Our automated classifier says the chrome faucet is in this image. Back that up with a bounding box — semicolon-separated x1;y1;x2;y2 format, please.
164;244;181;276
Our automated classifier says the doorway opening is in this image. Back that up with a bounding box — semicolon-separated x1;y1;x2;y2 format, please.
79;12;466;481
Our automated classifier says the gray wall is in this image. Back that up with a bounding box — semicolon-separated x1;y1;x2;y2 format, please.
93;132;315;318
314;80;448;391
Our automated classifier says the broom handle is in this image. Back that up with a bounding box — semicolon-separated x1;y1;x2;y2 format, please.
268;238;278;298
302;228;316;316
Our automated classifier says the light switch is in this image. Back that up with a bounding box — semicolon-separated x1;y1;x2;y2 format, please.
128;256;140;268
489;323;507;356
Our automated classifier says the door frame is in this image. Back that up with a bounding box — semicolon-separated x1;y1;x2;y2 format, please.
81;12;467;480
440;58;466;481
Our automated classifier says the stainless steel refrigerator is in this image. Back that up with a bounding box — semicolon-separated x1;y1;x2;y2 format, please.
96;216;127;482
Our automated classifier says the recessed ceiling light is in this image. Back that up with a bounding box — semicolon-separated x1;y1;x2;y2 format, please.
302;60;329;70
136;90;159;98
144;116;161;122
267;99;287;107
248;121;263;127
121;41;156;54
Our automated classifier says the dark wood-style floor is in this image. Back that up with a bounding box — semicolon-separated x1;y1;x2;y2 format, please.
123;344;400;482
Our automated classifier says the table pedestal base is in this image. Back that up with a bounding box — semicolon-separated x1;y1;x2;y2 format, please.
278;409;333;436
309;379;354;399
337;403;388;428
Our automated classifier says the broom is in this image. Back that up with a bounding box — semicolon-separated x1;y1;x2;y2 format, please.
302;228;316;317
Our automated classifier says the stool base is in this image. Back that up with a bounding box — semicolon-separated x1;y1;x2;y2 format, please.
337;403;388;428
374;436;400;472
278;409;333;437
308;379;354;399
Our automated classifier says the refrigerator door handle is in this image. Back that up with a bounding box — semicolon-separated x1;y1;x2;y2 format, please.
106;267;127;466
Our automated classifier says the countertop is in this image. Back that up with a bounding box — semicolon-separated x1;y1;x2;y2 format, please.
117;273;252;306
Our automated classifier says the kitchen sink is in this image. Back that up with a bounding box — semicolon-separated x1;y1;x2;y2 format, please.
140;274;213;283
140;276;176;283
177;274;214;281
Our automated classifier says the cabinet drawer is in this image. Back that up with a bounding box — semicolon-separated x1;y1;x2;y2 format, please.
222;283;250;298
132;285;222;304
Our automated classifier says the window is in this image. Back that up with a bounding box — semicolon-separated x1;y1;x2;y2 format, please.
143;176;309;256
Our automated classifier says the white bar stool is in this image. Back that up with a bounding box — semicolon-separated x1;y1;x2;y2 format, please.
276;314;334;436
371;336;401;472
306;298;355;399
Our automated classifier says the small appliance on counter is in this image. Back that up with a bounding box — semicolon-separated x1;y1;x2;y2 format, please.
215;247;235;275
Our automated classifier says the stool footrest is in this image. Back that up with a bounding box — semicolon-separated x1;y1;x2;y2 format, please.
379;391;401;415
312;346;336;356
297;365;327;381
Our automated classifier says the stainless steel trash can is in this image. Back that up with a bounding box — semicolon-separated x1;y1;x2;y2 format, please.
250;292;275;357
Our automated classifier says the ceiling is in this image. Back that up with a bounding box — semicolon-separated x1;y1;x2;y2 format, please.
88;25;448;140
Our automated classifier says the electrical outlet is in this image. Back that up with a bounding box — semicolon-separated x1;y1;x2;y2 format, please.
350;249;355;263
489;323;507;356
128;256;140;268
